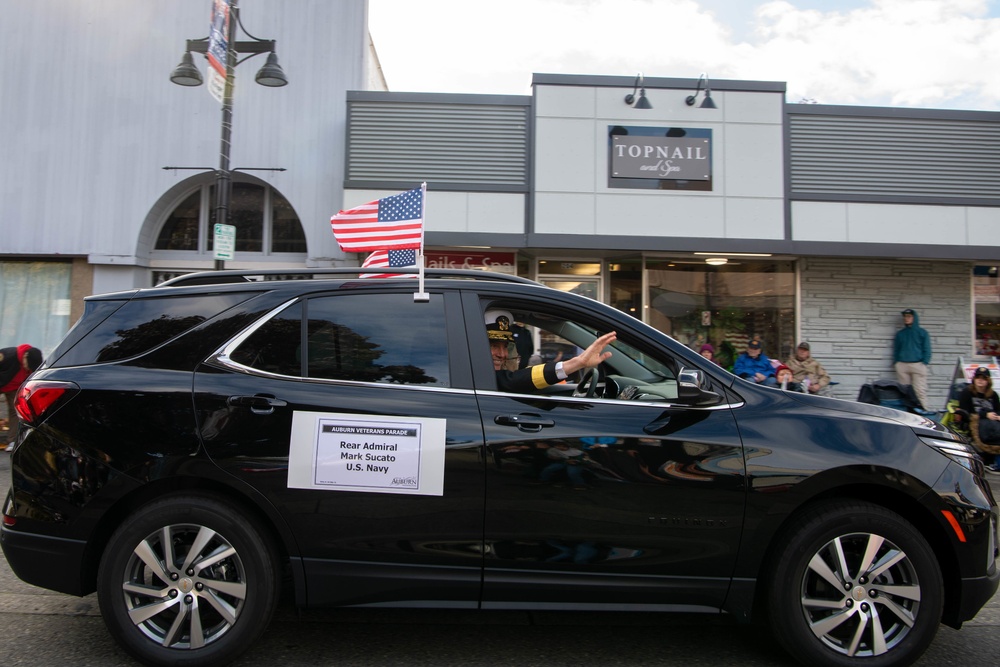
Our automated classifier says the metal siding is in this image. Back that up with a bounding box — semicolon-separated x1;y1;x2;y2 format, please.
789;114;1000;199
0;0;367;264
347;101;529;186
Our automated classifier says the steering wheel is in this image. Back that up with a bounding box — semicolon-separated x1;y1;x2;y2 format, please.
573;365;605;398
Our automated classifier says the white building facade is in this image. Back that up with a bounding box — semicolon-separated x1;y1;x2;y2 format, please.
1;0;374;352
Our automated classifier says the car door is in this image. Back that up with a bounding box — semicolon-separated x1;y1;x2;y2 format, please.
465;292;747;610
192;288;486;608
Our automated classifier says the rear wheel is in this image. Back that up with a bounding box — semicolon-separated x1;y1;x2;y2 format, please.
767;501;943;667
97;494;279;667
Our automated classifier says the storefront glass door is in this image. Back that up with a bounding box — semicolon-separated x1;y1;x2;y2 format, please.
609;259;795;370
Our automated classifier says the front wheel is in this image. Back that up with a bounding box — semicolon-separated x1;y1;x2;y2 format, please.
97;494;279;667
767;501;943;667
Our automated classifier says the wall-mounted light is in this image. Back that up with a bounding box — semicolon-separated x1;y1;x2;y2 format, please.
704;257;728;266
624;73;653;109
685;73;717;109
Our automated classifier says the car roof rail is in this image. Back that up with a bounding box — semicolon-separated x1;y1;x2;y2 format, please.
157;267;542;287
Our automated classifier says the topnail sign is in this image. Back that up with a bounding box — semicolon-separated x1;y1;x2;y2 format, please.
612;134;711;180
608;126;713;190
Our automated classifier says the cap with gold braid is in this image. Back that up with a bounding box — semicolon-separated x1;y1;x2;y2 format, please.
485;309;515;342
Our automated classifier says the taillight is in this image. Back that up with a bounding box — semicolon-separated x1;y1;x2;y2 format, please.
14;380;79;424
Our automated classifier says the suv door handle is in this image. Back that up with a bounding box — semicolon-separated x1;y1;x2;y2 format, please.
228;394;288;415
494;413;555;433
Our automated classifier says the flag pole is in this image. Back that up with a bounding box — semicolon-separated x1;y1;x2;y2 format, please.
413;181;430;302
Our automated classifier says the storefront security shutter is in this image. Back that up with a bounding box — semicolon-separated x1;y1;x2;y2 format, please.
346;95;530;189
789;108;1000;201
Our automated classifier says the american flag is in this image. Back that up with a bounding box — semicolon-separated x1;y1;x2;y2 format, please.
359;249;418;279
330;187;423;253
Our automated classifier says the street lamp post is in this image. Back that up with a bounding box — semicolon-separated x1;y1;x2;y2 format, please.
169;0;288;269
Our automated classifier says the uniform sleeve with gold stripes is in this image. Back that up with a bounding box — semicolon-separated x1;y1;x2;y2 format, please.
495;362;562;393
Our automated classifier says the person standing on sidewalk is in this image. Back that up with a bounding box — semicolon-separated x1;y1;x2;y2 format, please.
0;344;43;449
894;308;932;410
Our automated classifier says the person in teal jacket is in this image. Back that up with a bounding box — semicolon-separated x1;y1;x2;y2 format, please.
894;308;931;409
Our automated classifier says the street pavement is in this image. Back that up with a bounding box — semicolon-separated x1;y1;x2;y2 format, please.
1;452;999;666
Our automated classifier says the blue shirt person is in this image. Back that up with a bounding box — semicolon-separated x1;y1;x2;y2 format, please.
733;339;777;386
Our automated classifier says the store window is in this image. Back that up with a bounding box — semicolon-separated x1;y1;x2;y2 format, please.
608;259;643;318
154;182;306;256
0;261;73;356
536;260;602;300
610;259;795;370
974;266;1000;356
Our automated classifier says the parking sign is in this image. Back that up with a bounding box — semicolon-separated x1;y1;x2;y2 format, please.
213;223;236;260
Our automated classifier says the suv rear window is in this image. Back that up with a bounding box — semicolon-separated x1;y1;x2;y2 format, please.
230;293;450;386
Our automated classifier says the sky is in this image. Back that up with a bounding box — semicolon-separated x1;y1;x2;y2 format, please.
368;0;1000;111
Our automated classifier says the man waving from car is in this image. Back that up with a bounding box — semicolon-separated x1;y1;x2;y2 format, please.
485;309;616;393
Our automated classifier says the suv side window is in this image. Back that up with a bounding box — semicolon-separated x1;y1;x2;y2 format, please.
232;293;450;387
57;293;258;366
485;301;682;400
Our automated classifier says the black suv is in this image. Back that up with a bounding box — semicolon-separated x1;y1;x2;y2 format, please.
2;269;997;667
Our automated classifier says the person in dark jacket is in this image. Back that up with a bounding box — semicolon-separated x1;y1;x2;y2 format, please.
893;308;932;409
1;344;44;448
486;309;615;394
957;366;1000;473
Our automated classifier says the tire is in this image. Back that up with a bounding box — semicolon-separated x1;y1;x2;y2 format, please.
97;494;280;667
767;501;943;667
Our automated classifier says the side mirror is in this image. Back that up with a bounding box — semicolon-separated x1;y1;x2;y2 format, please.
677;369;703;399
677;367;722;405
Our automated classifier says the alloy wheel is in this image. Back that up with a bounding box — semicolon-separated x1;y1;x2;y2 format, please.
120;523;248;649
798;530;921;657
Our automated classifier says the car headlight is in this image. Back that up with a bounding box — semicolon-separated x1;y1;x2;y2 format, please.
919;436;984;475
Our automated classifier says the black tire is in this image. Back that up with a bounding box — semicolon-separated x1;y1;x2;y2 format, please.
97;494;280;667
767;501;943;667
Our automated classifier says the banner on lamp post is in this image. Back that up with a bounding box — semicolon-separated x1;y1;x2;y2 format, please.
206;0;231;104
207;69;226;104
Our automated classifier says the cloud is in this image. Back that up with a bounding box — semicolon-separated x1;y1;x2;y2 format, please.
369;0;1000;110
370;0;734;94
738;0;1000;108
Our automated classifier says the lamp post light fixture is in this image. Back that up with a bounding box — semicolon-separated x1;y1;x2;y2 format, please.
170;0;288;268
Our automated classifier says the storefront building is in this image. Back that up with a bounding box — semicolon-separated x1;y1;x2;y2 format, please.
344;77;1000;407
2;3;999;409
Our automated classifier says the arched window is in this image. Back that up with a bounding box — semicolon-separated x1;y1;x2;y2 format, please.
154;182;306;256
